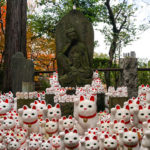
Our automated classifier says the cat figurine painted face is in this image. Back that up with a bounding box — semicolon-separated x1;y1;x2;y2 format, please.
44;118;58;138
98;120;110;132
30;100;47;119
7;138;20;150
122;128;139;150
103;134;117;150
138;105;150;128
111;104;131;128
51;135;62;150
41;139;52;150
85;135;99;150
64;129;80;150
61;115;75;131
47;103;61;121
19;105;39;133
2;116;16;131
28;139;41;150
0;99;11;117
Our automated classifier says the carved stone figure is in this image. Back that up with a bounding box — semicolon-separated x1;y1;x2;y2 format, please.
56;10;94;87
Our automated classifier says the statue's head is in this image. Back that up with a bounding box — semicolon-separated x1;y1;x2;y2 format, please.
66;27;78;41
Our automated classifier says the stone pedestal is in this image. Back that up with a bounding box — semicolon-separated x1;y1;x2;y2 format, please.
109;97;128;111
120;58;138;98
97;93;105;112
22;82;35;92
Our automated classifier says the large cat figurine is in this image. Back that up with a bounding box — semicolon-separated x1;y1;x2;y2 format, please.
74;95;98;135
18;105;39;133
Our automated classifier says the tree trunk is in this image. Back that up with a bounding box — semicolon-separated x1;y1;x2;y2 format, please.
3;0;27;92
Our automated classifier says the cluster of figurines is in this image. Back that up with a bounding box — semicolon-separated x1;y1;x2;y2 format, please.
0;72;150;149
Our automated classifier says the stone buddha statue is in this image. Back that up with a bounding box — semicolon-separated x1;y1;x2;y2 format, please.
57;27;93;87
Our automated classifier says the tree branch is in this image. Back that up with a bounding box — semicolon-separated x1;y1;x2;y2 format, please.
105;0;118;33
118;15;127;32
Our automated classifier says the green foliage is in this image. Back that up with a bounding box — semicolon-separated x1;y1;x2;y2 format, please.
28;0;102;38
138;59;150;86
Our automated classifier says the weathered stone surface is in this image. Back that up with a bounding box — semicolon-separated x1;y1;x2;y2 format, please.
56;10;94;87
22;82;35;92
109;97;128;111
11;52;26;94
97;94;105;112
120;58;138;98
23;60;34;82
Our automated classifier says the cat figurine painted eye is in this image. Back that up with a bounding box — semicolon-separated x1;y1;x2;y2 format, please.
103;134;118;150
47;103;61;122
84;135;99;150
18;105;39;133
74;95;98;135
51;135;63;150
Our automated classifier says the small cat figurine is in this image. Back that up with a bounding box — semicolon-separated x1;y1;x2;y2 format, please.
30;100;47;119
18;105;39;133
28;138;41;150
111;104;131;128
97;120;110;132
7;138;20;150
40;139;52;150
120;128;139;150
59;115;75;132
41;118;58;139
103;134;118;150
84;135;99;150
74;95;98;135
64;128;81;150
0;99;11;119
51;135;63;150
1;116;16;131
109;119;125;135
47;103;61;122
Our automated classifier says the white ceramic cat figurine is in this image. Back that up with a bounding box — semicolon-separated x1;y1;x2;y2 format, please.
103;134;118;150
1;116;16;131
51;135;63;150
97;120;110;132
40;139;52;150
7;138;20;150
41;118;58;139
63;128;82;150
30;100;47;119
109;119;125;135
140;130;150;150
28;138;41;150
18;105;39;133
0;99;11;119
111;104;131;128
47;103;61;122
84;135;99;150
74;95;98;135
120;128;139;150
59;115;75;132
